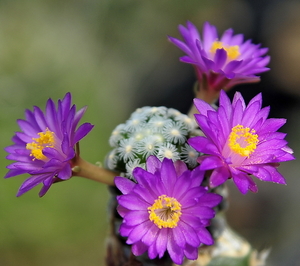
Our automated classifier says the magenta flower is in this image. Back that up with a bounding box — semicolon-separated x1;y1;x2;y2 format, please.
188;90;294;194
5;93;94;197
169;21;270;91
115;156;222;264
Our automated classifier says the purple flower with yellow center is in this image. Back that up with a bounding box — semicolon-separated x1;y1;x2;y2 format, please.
169;21;270;91
115;156;222;264
188;90;295;194
4;92;94;197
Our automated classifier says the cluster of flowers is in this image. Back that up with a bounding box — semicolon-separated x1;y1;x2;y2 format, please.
4;21;295;265
106;106;200;178
111;21;293;263
113;90;294;264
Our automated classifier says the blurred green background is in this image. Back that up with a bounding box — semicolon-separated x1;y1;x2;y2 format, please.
1;1;300;265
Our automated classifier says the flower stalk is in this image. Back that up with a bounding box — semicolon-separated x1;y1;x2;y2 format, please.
72;156;116;186
188;80;220;118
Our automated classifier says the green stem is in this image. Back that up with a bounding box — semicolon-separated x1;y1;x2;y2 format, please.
188;81;220;118
72;156;117;185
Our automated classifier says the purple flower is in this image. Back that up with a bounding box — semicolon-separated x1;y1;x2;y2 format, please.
188;90;295;194
5;92;94;197
169;21;270;91
115;156;222;264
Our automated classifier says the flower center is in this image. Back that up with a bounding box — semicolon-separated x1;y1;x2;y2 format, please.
210;41;240;60
26;128;55;160
228;125;258;157
148;195;182;229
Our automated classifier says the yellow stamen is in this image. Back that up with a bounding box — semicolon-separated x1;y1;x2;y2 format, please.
148;195;182;229
228;125;258;157
26;128;55;160
210;41;240;60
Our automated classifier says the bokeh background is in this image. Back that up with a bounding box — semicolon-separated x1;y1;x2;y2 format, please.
0;1;300;265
